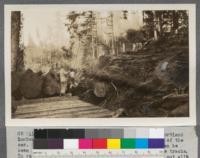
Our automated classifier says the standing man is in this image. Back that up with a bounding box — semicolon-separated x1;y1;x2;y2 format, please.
67;68;78;95
59;66;68;96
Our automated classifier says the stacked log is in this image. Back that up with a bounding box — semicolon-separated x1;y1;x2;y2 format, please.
19;69;43;99
12;71;23;100
42;70;60;97
11;38;189;117
11;68;61;102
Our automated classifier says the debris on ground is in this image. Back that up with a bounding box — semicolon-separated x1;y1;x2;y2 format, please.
11;38;189;117
76;38;189;117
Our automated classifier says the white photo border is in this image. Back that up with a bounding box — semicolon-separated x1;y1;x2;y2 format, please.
4;4;196;126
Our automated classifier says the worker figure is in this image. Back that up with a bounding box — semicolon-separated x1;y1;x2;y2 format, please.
67;68;78;94
51;63;60;82
59;66;68;96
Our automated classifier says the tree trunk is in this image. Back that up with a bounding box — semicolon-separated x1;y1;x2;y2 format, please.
153;11;158;40
110;13;115;55
154;30;158;41
11;11;21;72
172;11;179;34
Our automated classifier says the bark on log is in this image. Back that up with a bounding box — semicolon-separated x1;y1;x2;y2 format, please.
94;81;107;98
42;70;60;97
11;71;23;100
19;69;43;99
169;104;189;117
161;94;189;110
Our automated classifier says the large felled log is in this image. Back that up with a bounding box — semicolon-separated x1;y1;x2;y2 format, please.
98;55;111;68
19;69;43;99
12;71;21;92
94;81;107;97
161;94;189;110
11;71;23;100
12;98;17;113
80;39;189;117
169;104;189;117
155;50;189;89
42;70;60;97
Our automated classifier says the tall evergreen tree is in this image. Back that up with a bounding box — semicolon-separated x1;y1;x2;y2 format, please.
11;11;24;71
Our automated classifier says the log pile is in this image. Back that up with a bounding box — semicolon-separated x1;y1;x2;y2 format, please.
11;38;189;117
11;69;61;112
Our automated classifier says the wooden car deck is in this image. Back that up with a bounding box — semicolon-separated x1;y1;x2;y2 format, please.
13;96;113;118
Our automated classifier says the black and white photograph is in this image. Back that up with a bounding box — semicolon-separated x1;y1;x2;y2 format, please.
4;4;196;126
